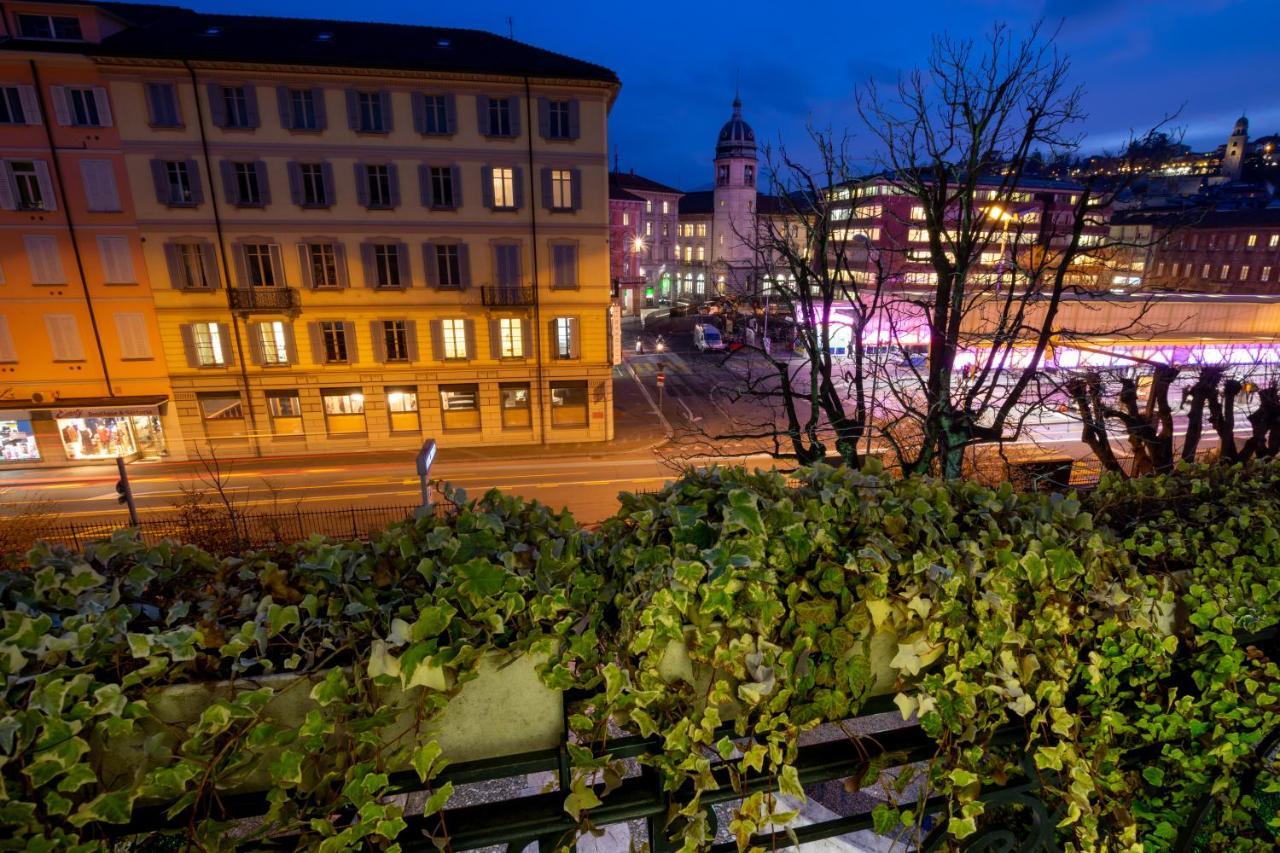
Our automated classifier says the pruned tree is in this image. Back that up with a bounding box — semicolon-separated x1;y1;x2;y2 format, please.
854;21;1176;478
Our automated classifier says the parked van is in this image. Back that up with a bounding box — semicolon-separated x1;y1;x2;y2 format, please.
694;323;726;352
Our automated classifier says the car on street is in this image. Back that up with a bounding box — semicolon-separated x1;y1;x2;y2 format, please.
694;322;726;352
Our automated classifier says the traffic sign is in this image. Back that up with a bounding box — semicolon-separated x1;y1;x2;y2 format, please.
656;372;665;386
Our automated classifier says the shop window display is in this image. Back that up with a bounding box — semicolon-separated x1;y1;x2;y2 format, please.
0;419;39;461
57;416;136;460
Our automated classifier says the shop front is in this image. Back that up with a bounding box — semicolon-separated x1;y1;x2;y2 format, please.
52;405;168;462
0;412;41;463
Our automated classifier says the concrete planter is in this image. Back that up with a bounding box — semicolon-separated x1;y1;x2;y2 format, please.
97;652;562;798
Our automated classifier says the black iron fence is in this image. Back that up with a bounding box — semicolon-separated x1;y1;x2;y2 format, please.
32;503;432;554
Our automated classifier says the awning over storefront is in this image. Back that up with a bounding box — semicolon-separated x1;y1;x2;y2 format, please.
9;396;168;418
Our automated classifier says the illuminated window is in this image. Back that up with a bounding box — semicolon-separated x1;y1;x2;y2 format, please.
549;169;573;210
1262;266;1272;282
696;246;705;261
191;322;225;366
1155;262;1164;276
441;318;467;359
266;391;302;434
440;384;480;430
661;200;669;215
550;381;588;427
645;199;653;213
622;212;630;226
257;320;290;364
696;223;707;237
321;389;366;434
1201;264;1210;279
498;317;524;358
1271;235;1279;248
1248;234;1258;248
1240;266;1250;281
645;221;652;236
198;392;241;420
386;386;419;432
1220;264;1230;280
553;317;576;359
910;205;925;220
491;167;516;208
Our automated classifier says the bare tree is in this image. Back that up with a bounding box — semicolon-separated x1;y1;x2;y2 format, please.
664;130;890;467
855;22;1175;477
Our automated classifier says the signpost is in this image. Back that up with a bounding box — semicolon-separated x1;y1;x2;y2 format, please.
656;367;666;414
415;439;437;515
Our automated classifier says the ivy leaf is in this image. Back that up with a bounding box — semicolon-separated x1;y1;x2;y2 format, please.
563;776;601;821
411;742;446;783
894;693;918;720
422;782;454;817
1142;766;1165;787
723;489;765;537
69;791;136;827
455;559;508;599
778;765;804;799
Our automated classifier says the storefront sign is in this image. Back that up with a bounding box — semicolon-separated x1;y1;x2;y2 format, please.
53;406;158;419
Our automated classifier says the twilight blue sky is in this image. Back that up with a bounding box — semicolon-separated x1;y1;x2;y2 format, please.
183;0;1276;189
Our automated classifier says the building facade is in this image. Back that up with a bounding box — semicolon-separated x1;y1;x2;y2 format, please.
0;1;619;467
607;177;645;315
608;171;680;302
0;2;181;468
1139;208;1280;295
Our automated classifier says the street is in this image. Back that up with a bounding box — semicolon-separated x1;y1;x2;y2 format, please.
0;313;1256;529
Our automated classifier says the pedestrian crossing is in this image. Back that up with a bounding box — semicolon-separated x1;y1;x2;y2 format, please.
628;354;692;375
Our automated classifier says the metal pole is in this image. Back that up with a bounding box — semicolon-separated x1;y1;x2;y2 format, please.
116;457;139;527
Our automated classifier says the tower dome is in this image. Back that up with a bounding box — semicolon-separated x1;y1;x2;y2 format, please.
1233;115;1249;136
716;95;756;160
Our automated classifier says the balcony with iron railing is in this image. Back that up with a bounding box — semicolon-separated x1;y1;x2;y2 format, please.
480;284;536;306
228;287;300;313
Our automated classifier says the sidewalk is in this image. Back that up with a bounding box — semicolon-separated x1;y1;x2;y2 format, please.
0;373;670;487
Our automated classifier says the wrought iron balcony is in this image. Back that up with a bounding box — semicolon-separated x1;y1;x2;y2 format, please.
228;287;299;313
480;285;536;307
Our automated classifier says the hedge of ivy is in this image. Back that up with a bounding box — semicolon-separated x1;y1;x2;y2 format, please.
2;463;1278;851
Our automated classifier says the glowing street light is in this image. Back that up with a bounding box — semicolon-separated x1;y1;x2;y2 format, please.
631;236;646;253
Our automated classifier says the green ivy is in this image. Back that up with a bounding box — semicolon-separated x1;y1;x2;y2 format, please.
2;464;1279;850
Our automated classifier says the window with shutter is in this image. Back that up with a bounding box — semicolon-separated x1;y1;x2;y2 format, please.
364;164;393;208
497;317;524;358
114;312;152;359
551;243;578;289
370;243;402;288
553;317;575;359
427;166;456;208
222;86;253;128
0;316;16;362
0;86;28;124
24;235;64;284
304;242;341;288
97;236;135;284
286;88;320;130
484;97;513;136
146;82;181;127
419;94;451;134
440;319;467;359
489;167;516;209
382;320;410;361
298;163;328;206
241;243;278;287
9;160;50;210
435;244;461;288
80;159;120;211
169;242;213;289
45;313;84;361
65;87;104;126
494;243;521;289
354;91;389;132
190;323;226;366
232;162;263;205
545;100;572;139
319;321;349;362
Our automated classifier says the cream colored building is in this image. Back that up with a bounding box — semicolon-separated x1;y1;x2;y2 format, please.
2;1;619;464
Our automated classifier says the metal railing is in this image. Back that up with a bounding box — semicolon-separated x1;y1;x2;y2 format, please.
228;287;300;312
31;503;441;555
480;284;536;306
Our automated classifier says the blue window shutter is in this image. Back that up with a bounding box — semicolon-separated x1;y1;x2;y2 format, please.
424;165;440;206
185;159;203;204
450;165;462;208
346;90;359;130
411;92;425;134
422;242;438;287
396;242;411;286
276;86;292;128
537;97;550;139
243;85;260;128
571;168;582;210
360;243;375;287
457;243;471;289
512;166;524;209
321;162;335;205
201;240;220;288
568;99;580;139
509;97;521;137
311;88;327;130
540;167;553;211
255;161;271;206
354;164;369;207
476;95;489;135
480;166;494;209
444;94;457;133
207;84;226;127
287;162;302;205
387;164;401;208
333;242;349;288
220;160;237;204
379;91;393;132
150;159;169;204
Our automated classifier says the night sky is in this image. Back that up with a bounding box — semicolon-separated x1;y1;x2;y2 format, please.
171;0;1277;190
